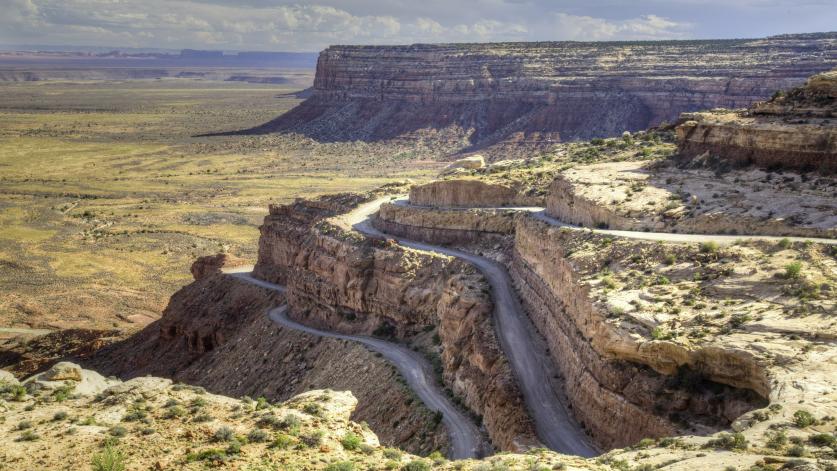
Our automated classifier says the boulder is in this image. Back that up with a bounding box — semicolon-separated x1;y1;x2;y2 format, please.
440;155;485;175
0;369;18;385
41;361;83;382
22;361;118;396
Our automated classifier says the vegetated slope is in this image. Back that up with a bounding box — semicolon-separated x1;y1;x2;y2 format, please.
237;33;837;159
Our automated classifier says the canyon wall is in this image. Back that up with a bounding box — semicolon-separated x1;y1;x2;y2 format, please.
510;217;768;448
87;274;449;455
251;34;837;157
676;69;836;174
409;180;543;208
253;194;539;451
375;201;769;449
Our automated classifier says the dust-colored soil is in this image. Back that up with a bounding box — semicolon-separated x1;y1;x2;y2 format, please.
0;79;441;336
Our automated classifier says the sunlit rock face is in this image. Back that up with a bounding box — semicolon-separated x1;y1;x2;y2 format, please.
258;33;837;158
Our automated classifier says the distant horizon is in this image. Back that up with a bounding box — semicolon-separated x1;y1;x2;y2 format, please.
3;30;836;56
4;1;836;53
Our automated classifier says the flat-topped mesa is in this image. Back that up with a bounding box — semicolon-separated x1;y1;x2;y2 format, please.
676;68;837;173
257;34;837;157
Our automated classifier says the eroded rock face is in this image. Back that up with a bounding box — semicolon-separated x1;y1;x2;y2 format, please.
190;253;247;280
375;202;517;248
410;180;542;208
257;35;837;157
545;160;837;237
676;69;837;173
253;195;539;451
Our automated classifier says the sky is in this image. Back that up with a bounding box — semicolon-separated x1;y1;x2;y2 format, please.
2;0;836;52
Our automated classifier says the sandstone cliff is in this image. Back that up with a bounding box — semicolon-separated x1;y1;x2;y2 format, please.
676;69;836;173
253;194;539;451
247;34;837;158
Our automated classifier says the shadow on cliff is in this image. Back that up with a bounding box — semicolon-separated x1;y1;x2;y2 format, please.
199;94;659;156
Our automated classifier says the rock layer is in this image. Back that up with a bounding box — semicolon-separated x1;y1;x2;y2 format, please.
253;194;538;451
252;34;837;157
676;69;837;173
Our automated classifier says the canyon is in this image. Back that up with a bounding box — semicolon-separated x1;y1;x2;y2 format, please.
244;33;837;158
2;37;836;471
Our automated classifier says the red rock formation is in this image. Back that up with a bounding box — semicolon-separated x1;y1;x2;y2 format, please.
254;194;539;451
676;69;836;173
249;34;837;158
190;253;247;280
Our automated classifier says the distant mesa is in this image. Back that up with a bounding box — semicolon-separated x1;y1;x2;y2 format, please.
220;33;837;160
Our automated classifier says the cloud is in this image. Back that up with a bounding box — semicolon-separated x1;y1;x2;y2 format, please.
0;0;829;51
550;13;690;41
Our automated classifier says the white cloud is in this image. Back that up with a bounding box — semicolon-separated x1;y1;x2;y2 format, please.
2;0;819;51
550;13;690;41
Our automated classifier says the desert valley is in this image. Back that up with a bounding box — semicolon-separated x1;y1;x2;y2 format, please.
1;12;836;471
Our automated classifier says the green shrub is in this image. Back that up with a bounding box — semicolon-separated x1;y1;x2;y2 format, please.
766;430;787;449
634;438;656;449
341;432;362;451
786;444;806;457
281;413;301;434
53;411;69;421
793;410;816;427
778;238;792;249
300;430;324;448
247;428;269;443
729;313;751;328
255;396;270;410
402;460;430;471
785;262;803;280
303;402;322;416
186;448;228;463
269;433;294;450
225;440;242;455
705;432;747;450
325;462;355;471
109;426;128;437
212;426;235;442
383;448;402;460
663;254;676;265
162;405;186;419
808;433;836;447
700;241;719;254
193;412;213;423
16;420;32;430
16;430;39;442
91;445;126;471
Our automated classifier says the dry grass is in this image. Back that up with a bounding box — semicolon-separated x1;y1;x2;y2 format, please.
0;79;440;336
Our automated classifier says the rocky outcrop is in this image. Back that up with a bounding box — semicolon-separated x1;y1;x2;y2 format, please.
190;253;247;280
545;160;837;238
87;274;448;455
375;202;516;247
373;197;772;450
251;34;837;157
509;216;768;448
410;180;542;208
676;69;837;173
253;195;538;451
